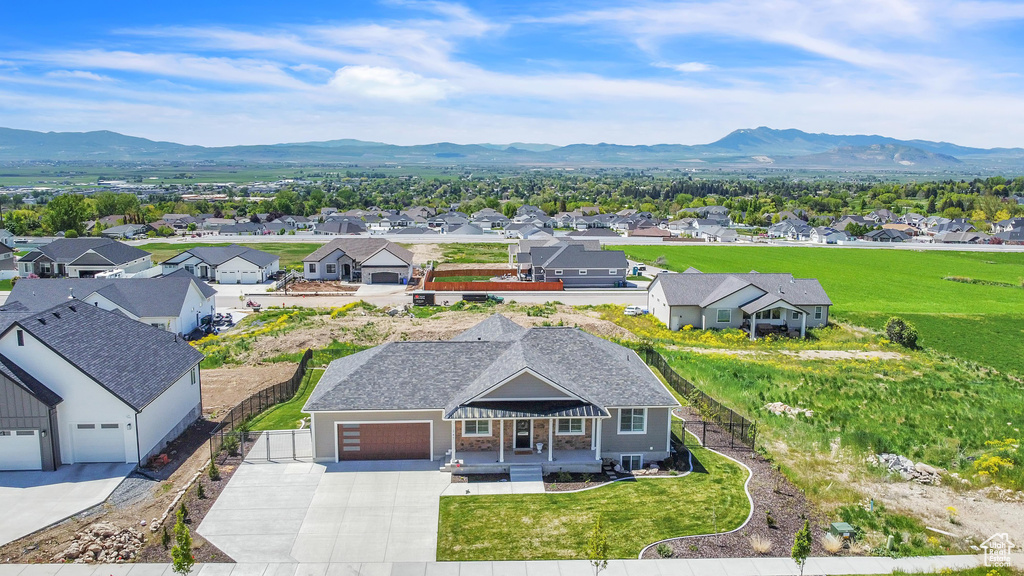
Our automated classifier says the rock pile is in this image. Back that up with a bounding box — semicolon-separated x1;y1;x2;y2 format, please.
869;453;944;485
51;522;145;563
764;402;814;418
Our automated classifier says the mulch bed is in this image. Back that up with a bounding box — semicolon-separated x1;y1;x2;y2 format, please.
451;473;511;484
135;439;256;563
642;405;830;559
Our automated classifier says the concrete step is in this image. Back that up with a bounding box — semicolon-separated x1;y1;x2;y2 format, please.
509;465;543;483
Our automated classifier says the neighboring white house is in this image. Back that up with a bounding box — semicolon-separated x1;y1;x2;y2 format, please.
6;269;216;335
302;238;414;284
17;238;152;278
161;244;280;284
0;300;203;471
647;268;832;339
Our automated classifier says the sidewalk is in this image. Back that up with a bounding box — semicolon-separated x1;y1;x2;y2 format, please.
0;554;990;576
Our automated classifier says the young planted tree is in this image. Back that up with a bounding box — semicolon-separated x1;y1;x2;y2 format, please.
171;508;194;576
586;515;609;576
791;519;812;576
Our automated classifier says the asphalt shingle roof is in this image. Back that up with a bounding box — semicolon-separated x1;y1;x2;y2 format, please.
653;272;832;308
303;238;414;264
25;238;150;266
529;244;628;269
304;314;677;415
166;244;278;267
7;301;203;411
8;273;214;318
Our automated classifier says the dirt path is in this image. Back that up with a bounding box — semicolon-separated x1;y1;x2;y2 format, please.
201;363;298;419
667;346;906;361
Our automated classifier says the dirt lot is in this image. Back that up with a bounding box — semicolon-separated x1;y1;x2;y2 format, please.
406;242;443;263
286;281;359;294
201;363;299;419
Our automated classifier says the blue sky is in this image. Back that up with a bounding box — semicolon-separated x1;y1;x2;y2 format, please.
2;0;1024;147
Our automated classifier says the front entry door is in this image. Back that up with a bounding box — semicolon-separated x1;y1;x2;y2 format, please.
514;420;531;450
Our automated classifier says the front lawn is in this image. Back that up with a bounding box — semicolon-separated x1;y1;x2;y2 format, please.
436;436;750;560
0;279;12;291
247;369;324;431
136;241;321;270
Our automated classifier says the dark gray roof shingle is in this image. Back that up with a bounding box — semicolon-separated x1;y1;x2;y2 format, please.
303;238;414;264
8;274;214;318
652;272;832;307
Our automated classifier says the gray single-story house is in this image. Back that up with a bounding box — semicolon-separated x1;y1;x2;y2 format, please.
302;238;414;284
647;268;832;339
303;315;678;473
520;243;628;288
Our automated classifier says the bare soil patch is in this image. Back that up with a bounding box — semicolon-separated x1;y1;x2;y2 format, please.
286;281;359;294
406;242;443;264
201;364;299;419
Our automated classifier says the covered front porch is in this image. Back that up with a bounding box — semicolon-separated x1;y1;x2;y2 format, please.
446;448;602;474
741;296;809;340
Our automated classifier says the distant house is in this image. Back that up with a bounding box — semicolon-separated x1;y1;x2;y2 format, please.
18;238;152;278
302;238;414;284
647;269;831;339
271;215;312;230
0;244;15;279
101;223;152;239
994;229;1024;244
628;226;672;238
566;228;620;238
700;225;739;243
0;229;15;248
447;223;486;236
314;220;367;235
867;209;897;223
768;218;812;240
832;215;875;232
520;243;627;288
7;270;216;335
161;244;280;284
934;231;992;244
387;226;437;235
809;227;848;244
864;229;909;242
219;222;266;236
881;223;919;237
994;217;1024;233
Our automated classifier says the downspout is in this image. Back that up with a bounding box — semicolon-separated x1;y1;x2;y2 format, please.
135;413;141;467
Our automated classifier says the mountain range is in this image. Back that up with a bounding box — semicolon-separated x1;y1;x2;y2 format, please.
1;126;1022;170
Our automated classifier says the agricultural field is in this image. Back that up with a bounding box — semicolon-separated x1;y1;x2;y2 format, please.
439;242;510;263
617;246;1024;376
136;241;321;270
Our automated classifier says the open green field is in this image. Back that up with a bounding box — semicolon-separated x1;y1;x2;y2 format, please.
439;242;509;263
437;429;749;560
137;241;321;270
617;246;1024;376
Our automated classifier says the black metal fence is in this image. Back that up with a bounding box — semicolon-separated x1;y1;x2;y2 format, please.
642;348;757;450
208;349;313;456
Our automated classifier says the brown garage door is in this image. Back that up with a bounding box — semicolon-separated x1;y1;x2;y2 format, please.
337;423;431;461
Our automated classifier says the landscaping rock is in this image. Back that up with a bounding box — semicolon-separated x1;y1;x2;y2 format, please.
51;523;145;564
763;402;814;418
871;453;944;485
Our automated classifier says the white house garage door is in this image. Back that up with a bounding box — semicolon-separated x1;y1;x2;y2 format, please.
337;423;430;461
370;272;400;284
219;271;239;284
72;423;126;463
0;430;42;471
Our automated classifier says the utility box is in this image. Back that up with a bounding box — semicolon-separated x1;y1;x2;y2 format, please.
830;522;856;541
412;292;435;306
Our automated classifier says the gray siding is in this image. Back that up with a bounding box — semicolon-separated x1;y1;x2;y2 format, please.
538;267;625;288
481;373;570;400
0;376;58;470
600;407;671;463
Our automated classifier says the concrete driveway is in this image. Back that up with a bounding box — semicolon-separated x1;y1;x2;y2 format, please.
0;463;134;546
198;460;450;563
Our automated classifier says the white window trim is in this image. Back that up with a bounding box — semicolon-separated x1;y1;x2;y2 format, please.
556;418;585;436
814;306;823;320
554;269;563;276
621;454;644;471
617;408;648;434
308;263;317;273
462;420;492;437
609;269;617;274
791;311;799;320
325;264;337;274
716;308;731;323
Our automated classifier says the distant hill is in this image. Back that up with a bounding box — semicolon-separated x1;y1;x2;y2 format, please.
0;126;1021;170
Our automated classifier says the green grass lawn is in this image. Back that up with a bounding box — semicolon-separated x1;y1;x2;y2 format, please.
437;433;749;560
247;369;324;431
439;242;509;263
137;241;322;270
431;274;496;283
0;279;12;291
617;246;1024;375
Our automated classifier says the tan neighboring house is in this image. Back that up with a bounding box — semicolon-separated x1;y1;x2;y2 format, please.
302;238;414;284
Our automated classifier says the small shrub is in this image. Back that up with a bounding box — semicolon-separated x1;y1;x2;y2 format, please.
196;481;206;500
582;474;593;484
207;457;220;481
822;533;844;555
766;509;777;528
656;543;673;558
885;317;919;349
750;534;772;555
161;526;171;550
221;434;240;456
557;471;572;483
178;501;189;523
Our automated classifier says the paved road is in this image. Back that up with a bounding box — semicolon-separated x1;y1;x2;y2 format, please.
0;554;996;576
198;460;450;563
0;463;134;547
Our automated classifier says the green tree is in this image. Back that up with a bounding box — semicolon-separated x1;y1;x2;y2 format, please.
171;507;194;576
42;194;88;235
885;317;919;348
791;519;812;576
585;515;608;576
64;229;79;238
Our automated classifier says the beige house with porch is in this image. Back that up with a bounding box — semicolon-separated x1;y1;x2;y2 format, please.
647;268;832;339
303;315;678;473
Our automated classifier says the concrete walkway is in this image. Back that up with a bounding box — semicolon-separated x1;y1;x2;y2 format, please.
0;554;997;576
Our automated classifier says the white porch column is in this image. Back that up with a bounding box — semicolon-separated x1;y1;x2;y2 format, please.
451;422;456;462
800;312;807;339
595;418;603;460
750;316;757;340
548;418;554;462
499;420;505;463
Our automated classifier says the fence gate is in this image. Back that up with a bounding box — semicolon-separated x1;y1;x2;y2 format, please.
245;429;314;462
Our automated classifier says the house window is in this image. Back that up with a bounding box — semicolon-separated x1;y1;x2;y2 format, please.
185;264;194;274
619;408;646;434
609;269;617;274
16;329;24;346
191;368;197;385
792;311;800;320
716;309;731;323
814;306;823;320
579;269;588;275
621;454;644;471
462;420;491;437
308;263;317;273
554;269;563;276
557;419;584;435
326;264;337;274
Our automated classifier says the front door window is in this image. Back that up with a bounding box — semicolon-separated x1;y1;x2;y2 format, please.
514;420;531;450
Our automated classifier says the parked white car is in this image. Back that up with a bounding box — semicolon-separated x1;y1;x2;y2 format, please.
624;305;647;316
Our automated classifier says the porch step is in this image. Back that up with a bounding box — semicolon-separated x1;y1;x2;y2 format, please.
509;465;543;483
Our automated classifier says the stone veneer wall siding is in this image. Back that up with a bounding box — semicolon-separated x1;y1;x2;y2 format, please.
455;418;595;452
553;419;593;450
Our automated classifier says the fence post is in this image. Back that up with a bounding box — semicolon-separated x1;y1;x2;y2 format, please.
292;430;297;460
729;411;734;448
702;421;707;446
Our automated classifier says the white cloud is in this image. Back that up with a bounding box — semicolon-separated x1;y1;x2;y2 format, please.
45;70;114;82
328;65;450;101
658;62;713;73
